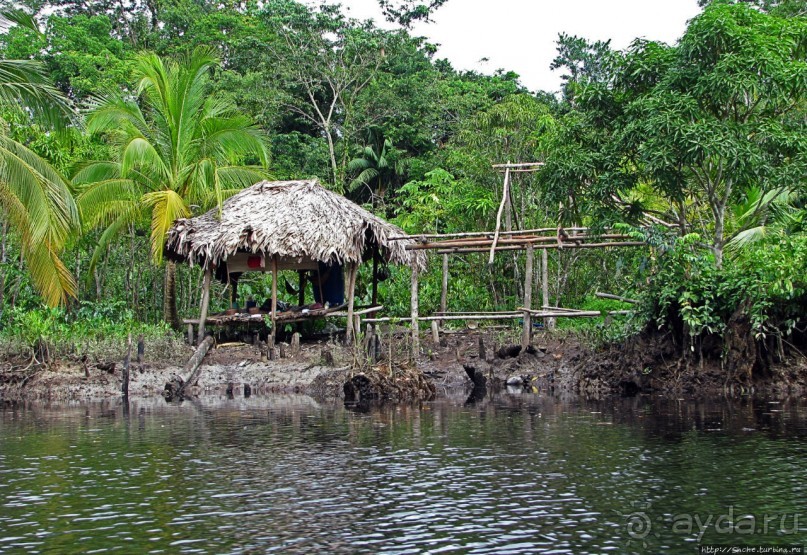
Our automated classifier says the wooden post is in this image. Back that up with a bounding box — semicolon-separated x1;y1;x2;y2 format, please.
541;249;554;330
197;266;213;346
431;321;440;346
121;334;132;398
489;166;511;265
187;323;194;345
440;253;448;326
410;264;419;361
346;263;358;343
290;332;301;357
271;255;278;342
522;243;534;349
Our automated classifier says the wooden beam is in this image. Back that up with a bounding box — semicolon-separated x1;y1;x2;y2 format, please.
408;235;636;250
521;243;534;349
197;266;213;346
387;227;589;241
489;166;511;265
434;241;646;255
492;162;545;169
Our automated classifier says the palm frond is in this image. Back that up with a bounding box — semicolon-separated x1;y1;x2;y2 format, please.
142;189;190;262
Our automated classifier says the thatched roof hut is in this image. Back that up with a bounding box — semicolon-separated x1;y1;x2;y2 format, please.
166;179;426;345
165;179;426;271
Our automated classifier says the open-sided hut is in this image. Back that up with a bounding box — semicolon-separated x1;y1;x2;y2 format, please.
165;179;426;343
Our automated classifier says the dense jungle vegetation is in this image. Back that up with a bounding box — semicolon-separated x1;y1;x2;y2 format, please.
0;0;805;370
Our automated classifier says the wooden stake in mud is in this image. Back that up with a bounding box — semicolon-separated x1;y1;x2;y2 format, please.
489;166;511;265
197;266;213;346
271;255;278;343
121;334;132;398
410;264;420;361
521;243;534;349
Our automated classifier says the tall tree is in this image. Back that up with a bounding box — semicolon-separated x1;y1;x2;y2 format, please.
262;0;387;190
74;48;269;327
619;3;807;265
0;10;79;307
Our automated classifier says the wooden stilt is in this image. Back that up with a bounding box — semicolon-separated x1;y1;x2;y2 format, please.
522;243;534;349
410;264;419;361
271;255;278;342
431;321;440;346
440;253;448;326
346;262;357;343
197;266;212;346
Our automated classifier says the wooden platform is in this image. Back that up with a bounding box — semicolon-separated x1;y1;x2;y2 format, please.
183;304;384;344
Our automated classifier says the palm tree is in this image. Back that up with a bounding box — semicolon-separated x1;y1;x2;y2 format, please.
0;10;79;307
347;127;407;209
74;48;270;328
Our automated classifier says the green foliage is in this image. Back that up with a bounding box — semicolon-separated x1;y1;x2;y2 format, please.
642;233;807;341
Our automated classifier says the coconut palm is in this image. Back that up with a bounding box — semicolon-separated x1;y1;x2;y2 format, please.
347;127;408;209
74;48;270;327
0;10;79;307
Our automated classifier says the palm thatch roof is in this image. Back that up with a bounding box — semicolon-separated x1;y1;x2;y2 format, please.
165;179;426;271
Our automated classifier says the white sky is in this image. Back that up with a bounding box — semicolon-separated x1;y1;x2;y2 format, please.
329;0;702;93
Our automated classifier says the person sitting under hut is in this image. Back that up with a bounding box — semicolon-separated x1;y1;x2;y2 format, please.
309;261;345;307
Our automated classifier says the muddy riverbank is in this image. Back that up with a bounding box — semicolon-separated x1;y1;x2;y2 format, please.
2;327;805;401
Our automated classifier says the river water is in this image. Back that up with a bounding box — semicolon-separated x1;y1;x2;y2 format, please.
1;393;805;554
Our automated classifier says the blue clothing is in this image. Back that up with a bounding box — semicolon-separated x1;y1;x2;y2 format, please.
313;262;345;306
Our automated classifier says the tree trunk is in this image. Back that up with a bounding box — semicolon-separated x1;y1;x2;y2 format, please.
0;219;7;323
163;260;180;329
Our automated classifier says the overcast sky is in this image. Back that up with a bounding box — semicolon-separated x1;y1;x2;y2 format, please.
327;0;702;93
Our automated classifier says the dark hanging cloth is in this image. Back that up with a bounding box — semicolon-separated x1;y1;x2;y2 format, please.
313;261;345;306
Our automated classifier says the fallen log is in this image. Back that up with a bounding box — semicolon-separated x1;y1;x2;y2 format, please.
165;335;214;401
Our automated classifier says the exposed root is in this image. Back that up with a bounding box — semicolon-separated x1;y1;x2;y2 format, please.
344;361;436;403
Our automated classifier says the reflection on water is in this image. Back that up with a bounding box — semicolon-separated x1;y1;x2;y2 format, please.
1;393;806;554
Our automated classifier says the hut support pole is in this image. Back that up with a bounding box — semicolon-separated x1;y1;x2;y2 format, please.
197;266;212;346
522;244;534;349
440;254;448;327
410;264;419;361
346;263;358;343
271;256;278;342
